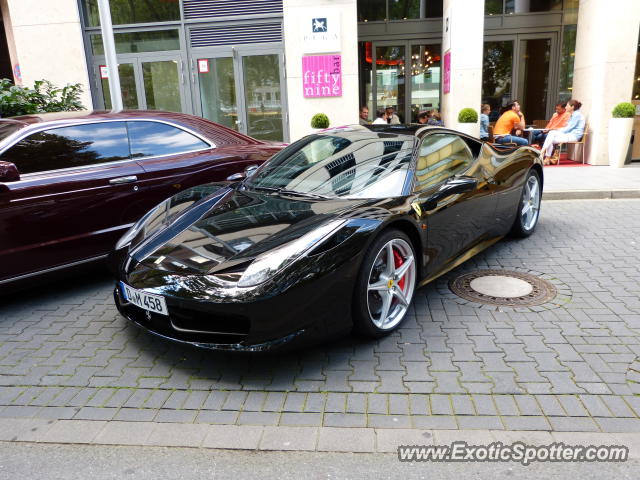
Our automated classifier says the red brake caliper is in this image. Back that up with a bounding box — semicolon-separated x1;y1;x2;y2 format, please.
393;249;405;290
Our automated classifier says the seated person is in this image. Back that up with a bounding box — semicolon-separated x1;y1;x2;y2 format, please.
479;104;490;141
541;99;585;165
427;109;444;126
385;106;401;124
372;109;388;124
417;111;429;124
359;105;370;125
531;102;570;146
493;100;528;146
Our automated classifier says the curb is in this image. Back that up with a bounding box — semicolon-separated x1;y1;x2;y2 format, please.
0;419;639;455
543;190;640;200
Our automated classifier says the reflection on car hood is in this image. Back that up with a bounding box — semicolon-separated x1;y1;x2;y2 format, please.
133;188;372;275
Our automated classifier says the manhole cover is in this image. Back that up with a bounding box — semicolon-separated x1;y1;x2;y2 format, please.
449;269;557;307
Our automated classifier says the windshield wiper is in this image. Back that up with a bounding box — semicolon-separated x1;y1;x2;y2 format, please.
275;189;330;200
246;185;279;193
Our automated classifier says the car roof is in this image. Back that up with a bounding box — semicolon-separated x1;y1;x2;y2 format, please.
1;110;263;147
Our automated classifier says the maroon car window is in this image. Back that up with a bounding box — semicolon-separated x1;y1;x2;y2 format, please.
0;122;130;175
127;121;209;159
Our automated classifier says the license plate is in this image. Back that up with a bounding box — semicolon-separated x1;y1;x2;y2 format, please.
120;282;168;316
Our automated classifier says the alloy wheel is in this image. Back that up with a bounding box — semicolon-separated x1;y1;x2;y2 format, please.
521;174;541;231
366;238;416;330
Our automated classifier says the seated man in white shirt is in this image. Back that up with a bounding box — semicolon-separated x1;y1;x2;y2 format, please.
372;109;389;124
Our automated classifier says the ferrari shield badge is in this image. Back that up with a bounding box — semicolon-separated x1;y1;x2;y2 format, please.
411;201;422;217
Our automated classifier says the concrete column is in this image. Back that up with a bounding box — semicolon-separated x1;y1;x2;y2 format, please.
283;0;358;141
572;0;640;165
441;0;484;137
1;0;92;109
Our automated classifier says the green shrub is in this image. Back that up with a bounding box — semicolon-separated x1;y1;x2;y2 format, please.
457;108;478;123
612;102;635;118
310;113;329;129
0;78;84;117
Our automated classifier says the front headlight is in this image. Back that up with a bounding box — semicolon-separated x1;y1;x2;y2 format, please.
236;219;346;287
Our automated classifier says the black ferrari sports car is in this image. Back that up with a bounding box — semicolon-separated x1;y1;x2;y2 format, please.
110;124;543;351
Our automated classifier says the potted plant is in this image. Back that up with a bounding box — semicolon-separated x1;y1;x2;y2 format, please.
310;113;330;132
609;102;635;168
457;108;479;137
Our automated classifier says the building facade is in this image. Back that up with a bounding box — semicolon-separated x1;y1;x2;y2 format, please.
0;0;639;164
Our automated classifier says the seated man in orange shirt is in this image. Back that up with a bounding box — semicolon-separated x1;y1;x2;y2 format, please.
493;100;528;146
531;102;570;146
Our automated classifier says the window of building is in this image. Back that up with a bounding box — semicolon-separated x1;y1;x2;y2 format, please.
558;0;579;101
1;123;130;175
91;30;180;55
82;0;180;27
358;0;442;22
486;0;563;15
414;134;473;192
127;121;209;159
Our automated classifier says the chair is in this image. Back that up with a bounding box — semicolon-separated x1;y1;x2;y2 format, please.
555;123;589;164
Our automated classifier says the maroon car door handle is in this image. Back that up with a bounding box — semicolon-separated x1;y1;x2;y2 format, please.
109;175;138;185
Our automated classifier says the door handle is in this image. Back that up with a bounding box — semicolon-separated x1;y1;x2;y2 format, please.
109;175;137;185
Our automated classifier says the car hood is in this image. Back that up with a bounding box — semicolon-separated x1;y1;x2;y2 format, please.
131;187;372;275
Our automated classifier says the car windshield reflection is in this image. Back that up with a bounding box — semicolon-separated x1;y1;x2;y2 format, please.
246;133;414;199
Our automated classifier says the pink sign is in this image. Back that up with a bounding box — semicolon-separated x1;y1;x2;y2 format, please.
302;55;342;98
443;50;451;94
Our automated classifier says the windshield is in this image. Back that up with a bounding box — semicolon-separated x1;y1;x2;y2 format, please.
246;133;415;199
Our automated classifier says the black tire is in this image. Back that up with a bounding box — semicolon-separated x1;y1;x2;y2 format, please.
352;229;417;338
510;169;542;238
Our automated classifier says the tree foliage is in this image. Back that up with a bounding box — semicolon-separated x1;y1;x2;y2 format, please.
0;79;84;117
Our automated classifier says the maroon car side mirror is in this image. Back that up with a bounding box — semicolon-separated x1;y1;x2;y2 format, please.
0;161;20;182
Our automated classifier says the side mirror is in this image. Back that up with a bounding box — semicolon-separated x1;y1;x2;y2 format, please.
226;164;259;182
421;176;477;212
0;161;19;182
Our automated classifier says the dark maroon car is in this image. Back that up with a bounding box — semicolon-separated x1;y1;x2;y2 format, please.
0;110;284;284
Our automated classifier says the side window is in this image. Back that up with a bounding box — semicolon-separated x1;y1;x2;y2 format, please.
414;134;474;192
127;121;209;159
0;122;130;175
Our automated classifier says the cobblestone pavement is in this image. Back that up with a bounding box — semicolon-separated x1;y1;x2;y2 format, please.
1;199;640;435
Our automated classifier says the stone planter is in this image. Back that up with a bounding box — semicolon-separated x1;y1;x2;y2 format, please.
456;122;479;138
608;117;633;168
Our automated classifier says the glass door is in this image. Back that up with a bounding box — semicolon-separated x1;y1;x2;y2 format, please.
191;47;288;141
408;42;441;123
360;40;441;124
240;53;285;142
482;33;557;123
95;55;188;113
482;39;515;121
196;56;239;131
516;36;554;124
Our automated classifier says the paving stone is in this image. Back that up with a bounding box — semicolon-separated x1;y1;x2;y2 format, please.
501;416;551;431
73;407;118;421
237;411;279;426
154;409;197;423
547;416;599;432
323;413;366;427
260;426;318;451
367;414;412;428
595;418;640;433
367;394;387;415
40;420;106;444
317;427;375;452
146;423;208;447
201;425;263;449
195;410;239;424
535;395;565;416
457;416;503;430
430;395;453;415
411;415;457;430
279;412;323;426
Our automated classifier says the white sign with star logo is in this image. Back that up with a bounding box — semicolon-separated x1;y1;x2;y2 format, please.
300;9;341;54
